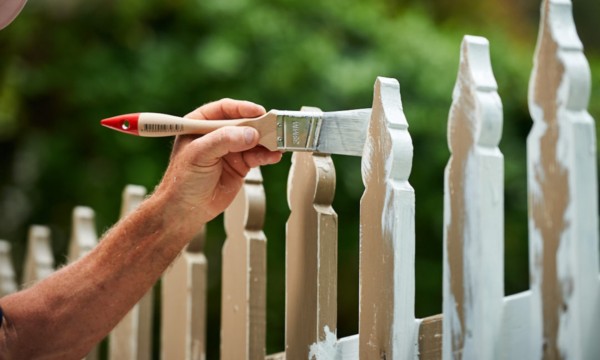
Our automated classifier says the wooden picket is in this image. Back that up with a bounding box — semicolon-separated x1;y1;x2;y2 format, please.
22;225;54;287
285;107;338;360
109;185;152;360
359;76;416;359
0;240;17;297
161;228;207;360
1;0;599;358
68;206;101;360
443;35;504;360
221;167;267;359
68;206;99;263
527;0;600;358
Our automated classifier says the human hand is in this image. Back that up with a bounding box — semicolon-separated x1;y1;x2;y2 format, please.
154;98;282;225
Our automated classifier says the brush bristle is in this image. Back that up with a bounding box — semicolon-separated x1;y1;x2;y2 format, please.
317;109;371;156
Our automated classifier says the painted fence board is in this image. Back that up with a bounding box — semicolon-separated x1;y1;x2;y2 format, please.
221;167;267;359
442;35;504;360
161;229;207;360
335;335;359;360
527;0;600;359
500;291;531;360
286;106;338;360
68;206;98;263
359;76;417;359
68;206;100;360
0;240;17;297
22;225;54;287
418;315;443;360
109;185;152;360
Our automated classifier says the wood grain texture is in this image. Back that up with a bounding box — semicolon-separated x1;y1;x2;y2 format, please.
359;76;417;359
285;107;338;360
0;240;18;297
67;206;100;360
221;168;267;360
22;225;54;287
443;35;504;360
161;229;207;360
109;185;153;360
527;1;600;359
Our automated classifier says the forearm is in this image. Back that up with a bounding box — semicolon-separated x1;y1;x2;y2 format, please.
0;192;200;359
0;99;282;359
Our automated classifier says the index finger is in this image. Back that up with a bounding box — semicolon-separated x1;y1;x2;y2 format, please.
185;98;266;121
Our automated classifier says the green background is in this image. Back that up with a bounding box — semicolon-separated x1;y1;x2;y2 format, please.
0;0;598;357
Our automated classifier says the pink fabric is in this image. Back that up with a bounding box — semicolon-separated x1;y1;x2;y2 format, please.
0;0;27;30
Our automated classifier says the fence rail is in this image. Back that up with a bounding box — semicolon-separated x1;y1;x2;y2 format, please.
1;0;598;359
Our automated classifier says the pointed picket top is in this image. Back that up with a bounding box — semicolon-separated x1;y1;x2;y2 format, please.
528;0;588;126
68;206;98;263
443;35;504;360
120;185;147;218
361;77;412;184
0;240;18;297
448;35;502;150
359;76;416;359
221;166;267;359
286;106;337;360
527;0;599;359
22;225;54;287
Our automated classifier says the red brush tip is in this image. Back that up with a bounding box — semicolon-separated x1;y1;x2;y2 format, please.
100;113;140;135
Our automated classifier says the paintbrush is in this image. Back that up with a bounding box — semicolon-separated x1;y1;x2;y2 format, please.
100;109;371;156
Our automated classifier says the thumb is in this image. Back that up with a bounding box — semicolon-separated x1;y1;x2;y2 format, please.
187;126;259;165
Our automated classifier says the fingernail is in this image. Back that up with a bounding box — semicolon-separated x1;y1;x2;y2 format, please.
244;128;256;145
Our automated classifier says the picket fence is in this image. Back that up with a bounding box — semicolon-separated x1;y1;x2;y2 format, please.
1;0;599;359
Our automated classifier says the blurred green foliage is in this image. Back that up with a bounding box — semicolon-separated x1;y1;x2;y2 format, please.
0;0;598;357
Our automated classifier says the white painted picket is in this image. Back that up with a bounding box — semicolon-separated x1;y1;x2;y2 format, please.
359;76;417;359
527;0;600;359
442;35;504;360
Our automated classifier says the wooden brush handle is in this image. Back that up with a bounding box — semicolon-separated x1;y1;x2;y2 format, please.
102;112;280;151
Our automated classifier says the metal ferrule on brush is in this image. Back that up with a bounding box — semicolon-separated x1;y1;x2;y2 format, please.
276;111;323;151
